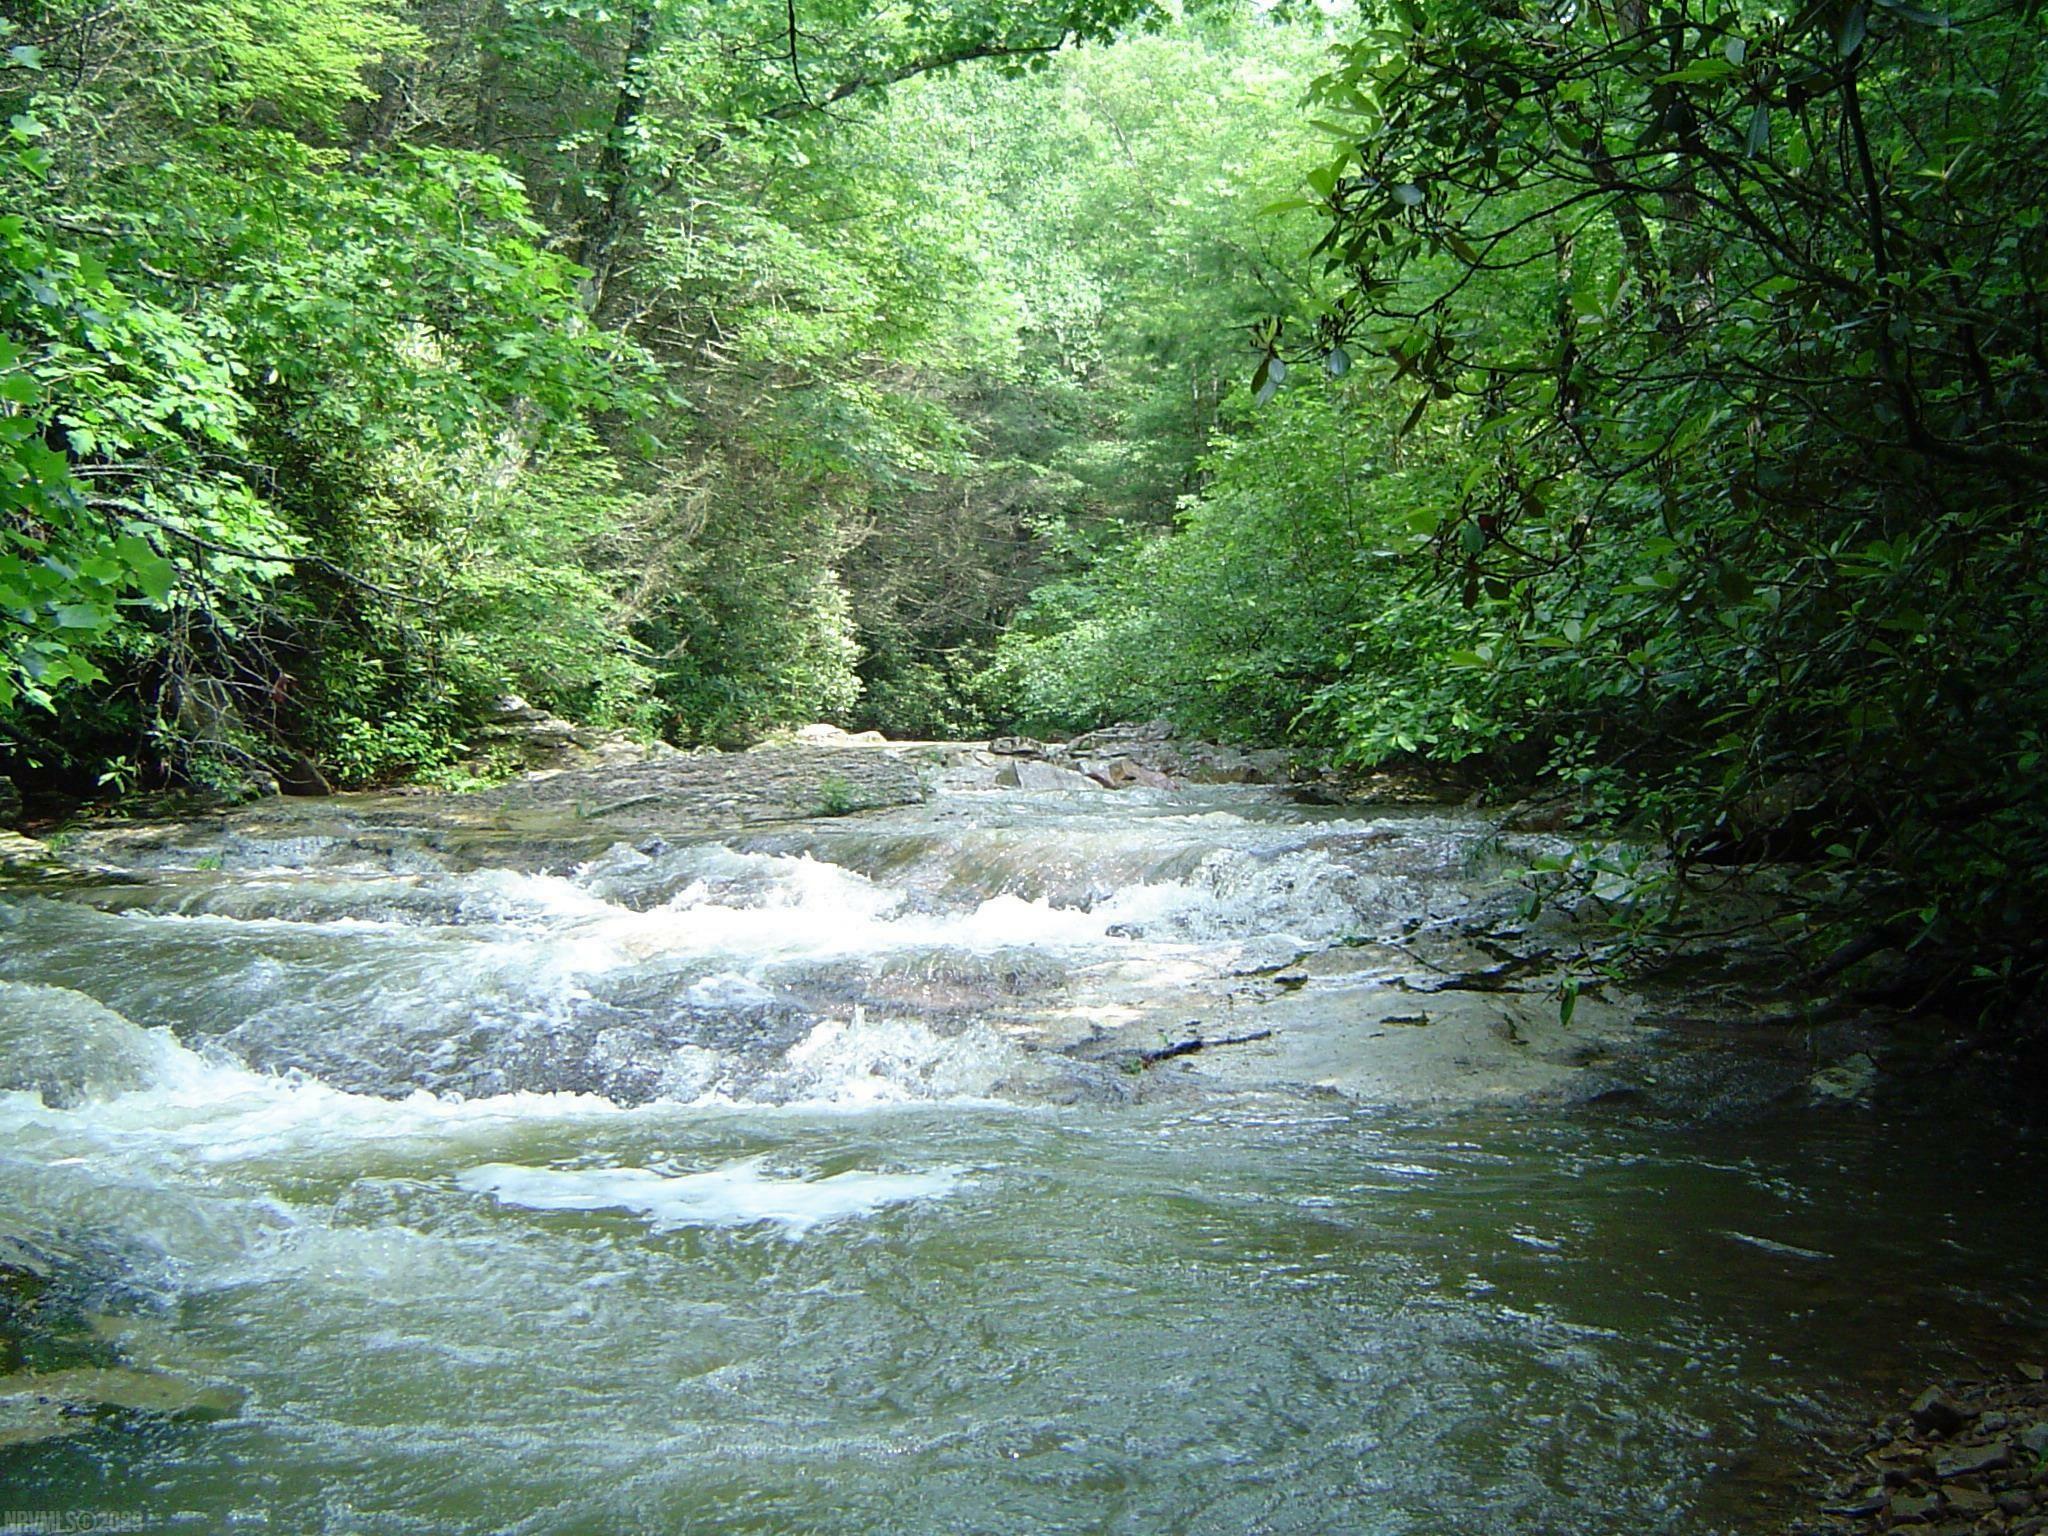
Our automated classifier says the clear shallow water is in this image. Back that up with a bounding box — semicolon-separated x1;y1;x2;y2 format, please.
0;787;2041;1534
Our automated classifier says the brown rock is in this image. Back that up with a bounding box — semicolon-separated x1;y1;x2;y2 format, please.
1082;756;1176;790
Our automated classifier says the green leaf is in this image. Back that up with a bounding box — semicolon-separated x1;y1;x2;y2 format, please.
1252;356;1282;407
1745;103;1771;157
1837;1;1868;56
1657;58;1738;83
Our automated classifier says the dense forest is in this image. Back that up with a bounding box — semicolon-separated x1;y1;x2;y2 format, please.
3;0;2044;1013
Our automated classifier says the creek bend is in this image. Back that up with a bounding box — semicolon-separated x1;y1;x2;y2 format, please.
0;770;2041;1534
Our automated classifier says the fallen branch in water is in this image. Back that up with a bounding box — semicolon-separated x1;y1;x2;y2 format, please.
1138;1029;1273;1066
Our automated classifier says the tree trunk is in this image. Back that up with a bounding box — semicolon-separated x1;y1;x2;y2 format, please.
578;2;657;321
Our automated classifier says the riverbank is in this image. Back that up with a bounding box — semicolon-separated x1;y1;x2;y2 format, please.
1794;1365;2048;1535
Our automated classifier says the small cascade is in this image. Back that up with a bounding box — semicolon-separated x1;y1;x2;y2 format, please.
0;796;1508;1107
0;780;2042;1536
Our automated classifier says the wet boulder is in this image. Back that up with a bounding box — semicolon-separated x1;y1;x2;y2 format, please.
996;760;1103;793
1809;1052;1879;1105
1081;756;1176;791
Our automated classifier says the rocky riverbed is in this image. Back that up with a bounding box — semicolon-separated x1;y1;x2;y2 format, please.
0;725;2040;1534
8;722;1882;1114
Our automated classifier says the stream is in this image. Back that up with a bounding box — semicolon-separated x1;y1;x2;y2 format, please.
0;779;2041;1534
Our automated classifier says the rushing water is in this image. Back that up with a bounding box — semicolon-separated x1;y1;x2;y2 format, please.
0;785;2041;1535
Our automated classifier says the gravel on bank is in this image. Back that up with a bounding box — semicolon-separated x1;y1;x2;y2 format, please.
1794;1364;2048;1535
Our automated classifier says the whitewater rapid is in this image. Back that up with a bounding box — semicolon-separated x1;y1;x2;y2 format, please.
3;782;2040;1536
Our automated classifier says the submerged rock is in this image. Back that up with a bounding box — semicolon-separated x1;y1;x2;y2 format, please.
0;982;177;1108
1809;1052;1879;1105
1934;1442;2011;1479
0;1366;243;1446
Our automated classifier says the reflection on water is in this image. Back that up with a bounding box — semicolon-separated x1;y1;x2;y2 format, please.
0;787;2040;1534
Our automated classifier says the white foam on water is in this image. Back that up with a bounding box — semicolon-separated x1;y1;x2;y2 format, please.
0;985;642;1167
0;979;1018;1204
756;1011;1029;1107
457;1155;962;1236
513;841;1393;976
1719;1229;1832;1262
0;981;197;1107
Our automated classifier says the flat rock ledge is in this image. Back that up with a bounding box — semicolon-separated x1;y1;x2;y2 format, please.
25;738;939;873
478;740;933;828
